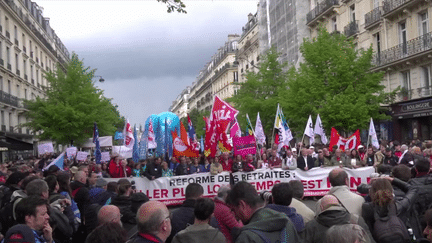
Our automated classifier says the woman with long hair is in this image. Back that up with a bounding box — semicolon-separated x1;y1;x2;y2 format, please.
361;177;417;242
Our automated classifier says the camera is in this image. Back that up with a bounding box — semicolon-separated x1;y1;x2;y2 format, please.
131;180;136;190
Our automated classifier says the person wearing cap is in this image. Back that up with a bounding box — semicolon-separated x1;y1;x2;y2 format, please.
304;194;373;243
3;224;36;243
89;178;111;205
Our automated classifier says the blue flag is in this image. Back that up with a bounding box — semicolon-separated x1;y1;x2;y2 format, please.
93;122;101;164
133;125;139;163
200;135;204;152
165;118;173;157
43;152;65;171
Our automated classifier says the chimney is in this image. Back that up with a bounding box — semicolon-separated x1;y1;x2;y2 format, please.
248;13;253;22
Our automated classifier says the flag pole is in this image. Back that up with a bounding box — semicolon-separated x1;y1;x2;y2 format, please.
271;104;279;150
247;114;261;160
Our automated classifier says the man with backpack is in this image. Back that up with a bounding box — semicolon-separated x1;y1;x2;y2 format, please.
226;181;300;243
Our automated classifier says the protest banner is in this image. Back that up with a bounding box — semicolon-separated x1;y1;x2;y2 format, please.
101;152;111;162
106;166;374;206
66;147;77;158
76;151;89;161
233;135;256;156
38;143;54;155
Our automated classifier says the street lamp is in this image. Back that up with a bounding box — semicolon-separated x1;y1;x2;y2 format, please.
94;75;105;83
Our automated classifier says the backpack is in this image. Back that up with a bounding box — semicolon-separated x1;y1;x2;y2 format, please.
372;204;410;243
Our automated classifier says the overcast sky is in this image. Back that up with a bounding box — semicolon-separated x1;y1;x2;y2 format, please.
36;0;258;127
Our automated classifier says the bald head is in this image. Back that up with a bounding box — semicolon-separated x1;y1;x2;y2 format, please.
75;171;87;184
98;205;122;226
137;201;171;240
329;168;348;187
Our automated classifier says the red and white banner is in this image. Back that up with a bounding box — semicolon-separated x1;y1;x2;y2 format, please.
233;135;257;156
329;128;361;152
172;121;199;158
205;96;239;157
106;166;374;206
124;119;134;149
147;120;157;149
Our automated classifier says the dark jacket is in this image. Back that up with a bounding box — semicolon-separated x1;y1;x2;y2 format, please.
265;204;305;233
167;199;196;243
175;164;189;176
143;163;162;180
408;175;432;239
234;208;300;243
129;233;164;243
297;155;315;170
70;180;90;216
305;205;374;243
111;195;137;225
362;178;417;238
383;155;398;166
399;152;415;167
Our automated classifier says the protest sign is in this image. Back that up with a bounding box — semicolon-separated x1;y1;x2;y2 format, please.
66;147;77;158
101;152;111;162
233;135;256;156
38;143;54;155
76;151;89;161
106;166;374;206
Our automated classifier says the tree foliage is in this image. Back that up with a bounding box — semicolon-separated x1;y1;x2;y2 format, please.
227;48;287;137
180;108;210;138
24;53;124;146
158;0;186;13
280;28;393;134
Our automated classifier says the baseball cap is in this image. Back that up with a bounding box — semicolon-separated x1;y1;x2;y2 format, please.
4;224;35;243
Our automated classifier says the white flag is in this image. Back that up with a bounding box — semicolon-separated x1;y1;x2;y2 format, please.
314;114;328;144
147;120;157;149
255;112;266;145
304;115;314;142
124;119;135;149
369;118;379;149
277;106;293;146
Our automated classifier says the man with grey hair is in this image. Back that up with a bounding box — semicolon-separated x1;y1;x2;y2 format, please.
129;201;171;243
399;144;415;167
213;186;243;242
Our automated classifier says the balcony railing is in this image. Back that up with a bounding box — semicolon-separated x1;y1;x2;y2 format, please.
5;31;10;39
383;0;417;17
373;32;432;67
365;7;382;29
0;90;19;107
7;63;11;71
344;21;359;37
1;125;5;132
306;0;339;25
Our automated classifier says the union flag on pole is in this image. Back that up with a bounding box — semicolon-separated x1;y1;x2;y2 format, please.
147;119;157;149
329;127;361;152
172;128;198;158
124;119;134;149
187;114;200;152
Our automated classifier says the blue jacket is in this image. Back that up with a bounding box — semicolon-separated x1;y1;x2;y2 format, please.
189;164;205;174
266;204;305;232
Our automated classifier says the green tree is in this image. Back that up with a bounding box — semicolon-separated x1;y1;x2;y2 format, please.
180;108;210;138
227;48;287;136
24;53;124;146
281;27;394;134
159;0;186;13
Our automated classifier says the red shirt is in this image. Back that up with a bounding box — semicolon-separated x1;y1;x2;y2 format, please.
221;159;233;172
108;159;132;178
269;157;282;167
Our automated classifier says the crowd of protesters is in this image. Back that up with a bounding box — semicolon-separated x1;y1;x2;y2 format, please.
0;138;431;242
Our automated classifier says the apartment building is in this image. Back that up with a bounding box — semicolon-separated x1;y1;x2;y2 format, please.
179;35;239;113
258;0;310;67
306;0;432;142
237;13;260;84
0;0;70;161
169;87;190;119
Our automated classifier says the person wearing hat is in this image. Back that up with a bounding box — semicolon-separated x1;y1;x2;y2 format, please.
89;178;110;206
3;224;36;243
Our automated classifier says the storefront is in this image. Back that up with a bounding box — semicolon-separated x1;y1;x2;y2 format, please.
391;98;432;142
0;136;34;163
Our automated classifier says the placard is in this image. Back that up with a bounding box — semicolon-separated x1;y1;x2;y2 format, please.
66;147;77;158
76;151;89;161
38;143;54;155
101;152;110;162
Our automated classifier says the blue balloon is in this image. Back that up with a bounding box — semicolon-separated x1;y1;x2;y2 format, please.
156;112;180;157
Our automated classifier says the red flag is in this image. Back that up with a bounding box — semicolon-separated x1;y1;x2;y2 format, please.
172;130;198;158
329;127;361;152
203;116;217;157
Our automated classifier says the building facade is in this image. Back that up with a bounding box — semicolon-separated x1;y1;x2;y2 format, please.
258;0;310;67
237;13;260;84
306;0;432;142
0;0;69;161
170;86;190;119
183;34;239;113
